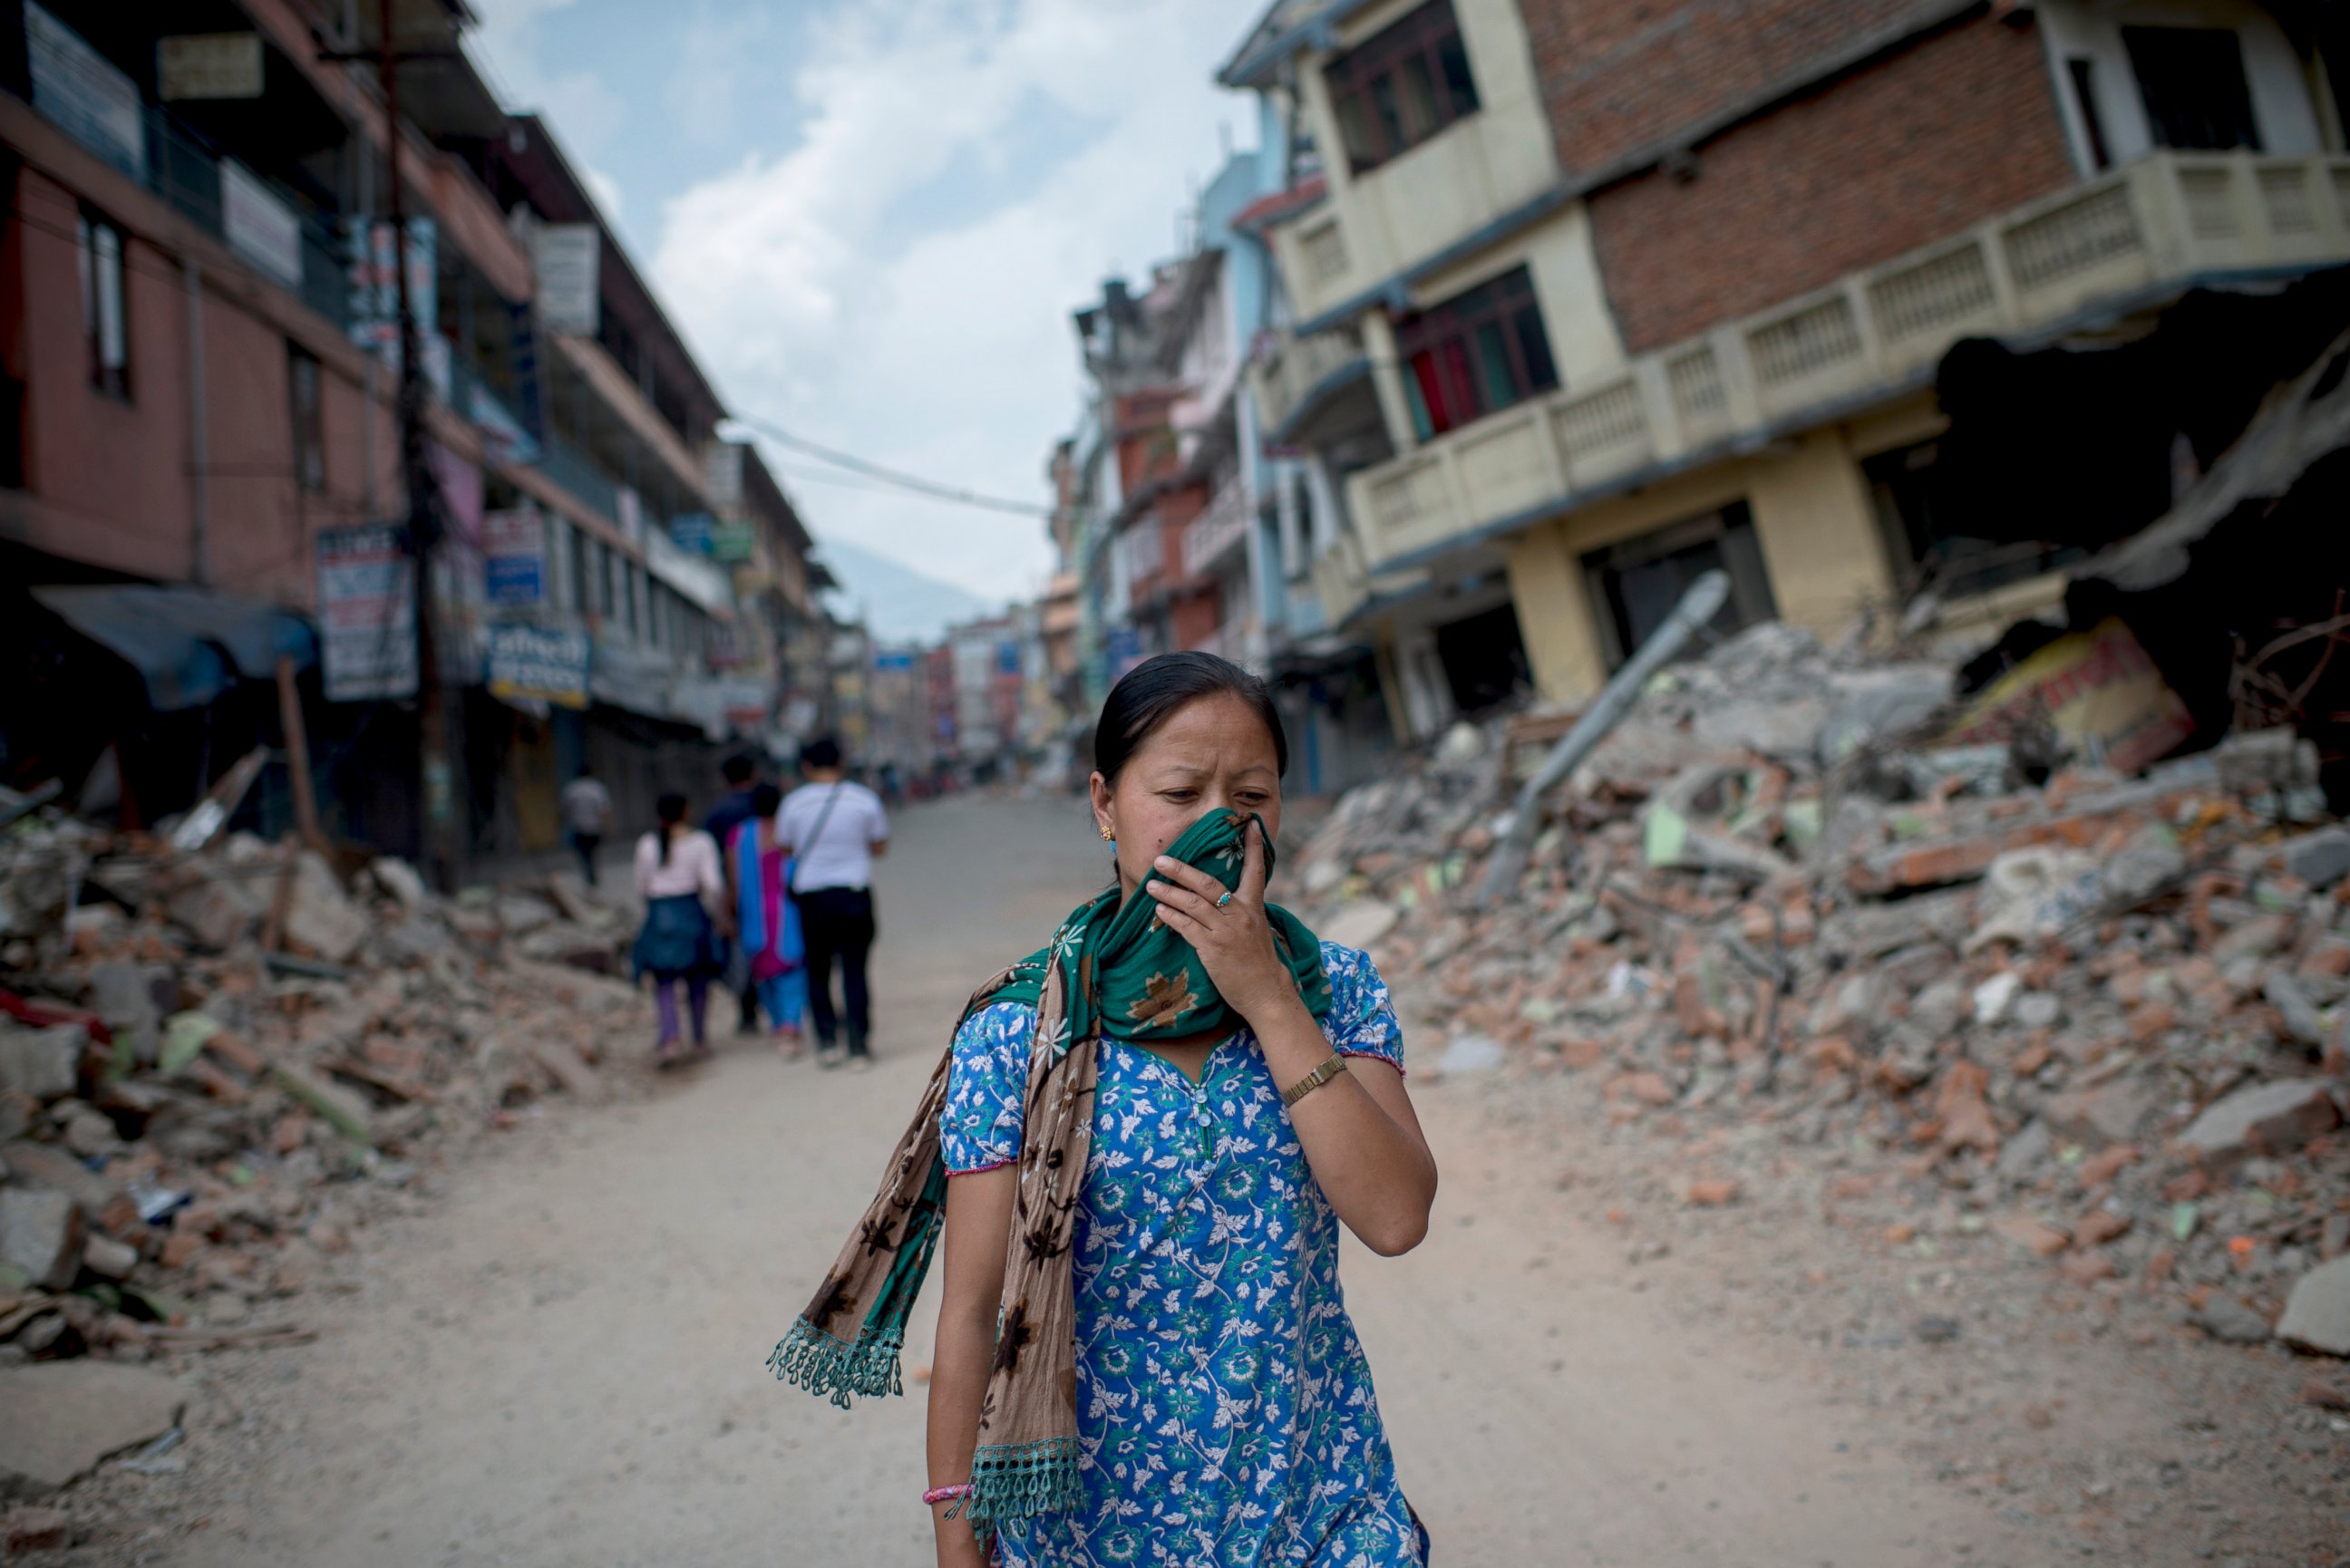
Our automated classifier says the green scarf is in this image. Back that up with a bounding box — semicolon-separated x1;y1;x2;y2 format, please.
767;808;1330;1524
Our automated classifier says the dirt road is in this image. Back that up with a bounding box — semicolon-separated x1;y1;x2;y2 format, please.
131;796;2252;1566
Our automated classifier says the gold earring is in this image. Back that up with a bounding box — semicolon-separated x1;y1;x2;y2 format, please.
1099;824;1114;842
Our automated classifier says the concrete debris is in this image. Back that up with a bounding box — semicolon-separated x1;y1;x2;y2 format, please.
0;1361;182;1496
1291;616;2350;1373
2278;825;2350;889
0;802;649;1371
2192;1293;2275;1344
2276;1255;2350;1355
2178;1079;2342;1165
0;1189;83;1291
284;853;368;964
0;1024;78;1103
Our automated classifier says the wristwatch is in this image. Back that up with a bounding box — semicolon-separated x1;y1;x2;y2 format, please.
1280;1052;1348;1108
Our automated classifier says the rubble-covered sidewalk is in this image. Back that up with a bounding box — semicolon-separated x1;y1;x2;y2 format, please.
1294;621;2350;1556
1299;619;2350;1362
0;808;653;1525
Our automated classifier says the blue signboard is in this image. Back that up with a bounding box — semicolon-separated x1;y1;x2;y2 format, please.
488;624;591;709
485;557;544;605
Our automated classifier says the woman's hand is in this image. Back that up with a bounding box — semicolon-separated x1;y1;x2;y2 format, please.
1143;821;1298;1027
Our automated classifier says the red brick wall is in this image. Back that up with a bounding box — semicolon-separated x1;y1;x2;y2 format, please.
1582;15;2078;353
1520;0;1965;179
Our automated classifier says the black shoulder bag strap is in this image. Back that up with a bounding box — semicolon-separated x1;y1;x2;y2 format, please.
788;784;847;902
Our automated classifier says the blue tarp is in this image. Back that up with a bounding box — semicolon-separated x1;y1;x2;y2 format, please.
31;585;318;711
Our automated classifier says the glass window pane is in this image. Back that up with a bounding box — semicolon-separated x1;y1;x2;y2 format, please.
1435;338;1481;427
1371;73;1407;156
1512;305;1559;393
1404;354;1438;442
1395;54;1441;142
94;227;126;373
1334;87;1383;169
1472;321;1518;411
1439;34;1479;115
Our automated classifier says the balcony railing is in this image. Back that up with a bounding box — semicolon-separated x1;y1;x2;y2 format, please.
1339;150;2350;581
1181;474;1254;577
1249;323;1370;441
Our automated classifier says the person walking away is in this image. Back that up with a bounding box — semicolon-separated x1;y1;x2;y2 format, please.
775;737;888;1070
704;753;765;1035
730;781;808;1058
630;792;725;1068
558;766;613;886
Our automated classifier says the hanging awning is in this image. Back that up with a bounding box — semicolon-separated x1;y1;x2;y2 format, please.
31;585;318;711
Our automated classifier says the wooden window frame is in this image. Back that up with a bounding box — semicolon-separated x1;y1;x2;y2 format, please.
1393;266;1559;440
1325;0;1480;174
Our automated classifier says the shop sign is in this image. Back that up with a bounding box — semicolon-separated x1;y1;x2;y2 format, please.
316;524;416;702
222;161;303;288
27;5;144;180
488;624;590;710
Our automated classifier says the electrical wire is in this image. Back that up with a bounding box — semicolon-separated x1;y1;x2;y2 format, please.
724;414;1052;518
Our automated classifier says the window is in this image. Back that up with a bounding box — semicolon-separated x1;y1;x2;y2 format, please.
2124;27;2261;151
2067;57;2113;171
77;210;128;398
1431;600;1529;715
1394;266;1559;440
288;346;325;492
1326;1;1479;173
1583;503;1777;667
1865;440;2088;600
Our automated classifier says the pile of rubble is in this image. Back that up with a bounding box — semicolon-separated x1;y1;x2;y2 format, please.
0;810;649;1386
1298;623;2350;1362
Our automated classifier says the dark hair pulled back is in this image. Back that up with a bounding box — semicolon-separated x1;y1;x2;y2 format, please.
749;781;782;818
1094;652;1287;788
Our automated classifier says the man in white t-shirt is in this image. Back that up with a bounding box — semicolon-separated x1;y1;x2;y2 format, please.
558;767;614;886
775;737;889;1070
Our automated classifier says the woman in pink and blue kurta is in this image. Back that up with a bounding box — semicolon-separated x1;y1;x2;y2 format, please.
730;782;807;1054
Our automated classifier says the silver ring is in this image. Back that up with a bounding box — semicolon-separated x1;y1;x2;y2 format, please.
1215;890;1234;909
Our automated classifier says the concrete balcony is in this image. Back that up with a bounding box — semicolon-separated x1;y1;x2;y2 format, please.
1181;474;1254;578
1345;150;2350;576
1249;324;1371;445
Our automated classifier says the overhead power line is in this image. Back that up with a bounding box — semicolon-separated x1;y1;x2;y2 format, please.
723;414;1052;519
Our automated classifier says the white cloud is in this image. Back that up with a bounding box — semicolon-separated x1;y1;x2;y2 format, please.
650;0;1265;612
468;0;632;221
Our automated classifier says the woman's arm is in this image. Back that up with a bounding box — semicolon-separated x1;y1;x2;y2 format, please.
1248;1003;1434;1254
928;1166;1015;1568
630;834;653;899
1146;823;1437;1255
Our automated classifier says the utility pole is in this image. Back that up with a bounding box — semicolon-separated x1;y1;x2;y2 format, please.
363;0;461;887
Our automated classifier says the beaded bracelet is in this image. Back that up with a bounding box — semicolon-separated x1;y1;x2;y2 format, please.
924;1483;972;1507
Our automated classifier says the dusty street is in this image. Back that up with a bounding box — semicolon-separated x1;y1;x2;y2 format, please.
34;796;2326;1567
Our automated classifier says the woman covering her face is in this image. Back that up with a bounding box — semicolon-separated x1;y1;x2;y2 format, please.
772;651;1439;1567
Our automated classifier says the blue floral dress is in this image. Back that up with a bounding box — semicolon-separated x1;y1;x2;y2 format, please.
942;942;1429;1568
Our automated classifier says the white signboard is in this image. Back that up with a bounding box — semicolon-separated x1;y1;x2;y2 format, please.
317;524;417;702
704;441;744;508
221;162;303;288
26;5;145;181
531;224;599;335
158;33;264;100
482;507;547;605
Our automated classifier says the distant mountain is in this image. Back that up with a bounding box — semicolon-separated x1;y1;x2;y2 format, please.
814;538;1003;644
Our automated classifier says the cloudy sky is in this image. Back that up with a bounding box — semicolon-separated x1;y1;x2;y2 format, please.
467;0;1267;634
